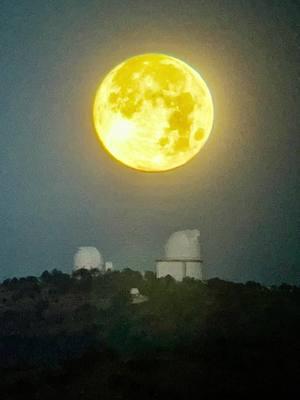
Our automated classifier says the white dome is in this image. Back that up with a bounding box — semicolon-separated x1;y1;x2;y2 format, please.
73;247;104;271
165;229;201;260
130;288;140;296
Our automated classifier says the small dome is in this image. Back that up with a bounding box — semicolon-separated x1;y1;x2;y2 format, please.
165;229;201;260
130;288;140;296
73;247;104;271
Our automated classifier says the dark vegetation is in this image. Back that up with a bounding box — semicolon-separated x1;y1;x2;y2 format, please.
0;268;299;398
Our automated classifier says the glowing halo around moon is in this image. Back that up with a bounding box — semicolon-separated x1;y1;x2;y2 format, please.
93;53;214;172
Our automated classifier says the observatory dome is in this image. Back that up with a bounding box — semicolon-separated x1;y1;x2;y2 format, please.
73;247;104;271
165;229;201;260
156;229;203;281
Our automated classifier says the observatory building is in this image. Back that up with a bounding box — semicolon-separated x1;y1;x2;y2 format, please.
156;229;203;281
73;247;113;272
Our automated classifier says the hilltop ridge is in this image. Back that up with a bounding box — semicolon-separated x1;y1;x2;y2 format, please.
1;268;299;398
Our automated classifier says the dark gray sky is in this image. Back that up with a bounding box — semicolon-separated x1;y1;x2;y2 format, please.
1;0;299;284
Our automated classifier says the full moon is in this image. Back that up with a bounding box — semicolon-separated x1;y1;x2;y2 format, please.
93;53;214;172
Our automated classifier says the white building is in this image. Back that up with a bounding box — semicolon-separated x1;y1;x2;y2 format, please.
73;247;114;274
104;261;114;271
156;229;204;281
73;247;104;271
130;288;148;304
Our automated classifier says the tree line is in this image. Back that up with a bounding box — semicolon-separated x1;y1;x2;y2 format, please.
0;268;299;398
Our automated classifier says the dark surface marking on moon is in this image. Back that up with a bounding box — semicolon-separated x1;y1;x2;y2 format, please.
108;55;203;156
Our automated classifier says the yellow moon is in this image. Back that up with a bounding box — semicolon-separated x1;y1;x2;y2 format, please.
93;53;213;172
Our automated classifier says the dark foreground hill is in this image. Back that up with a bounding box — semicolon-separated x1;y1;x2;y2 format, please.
0;268;299;398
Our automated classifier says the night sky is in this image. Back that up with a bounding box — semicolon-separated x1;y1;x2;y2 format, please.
1;1;299;284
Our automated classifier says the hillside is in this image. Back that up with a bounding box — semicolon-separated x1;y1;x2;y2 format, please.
0;269;299;398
